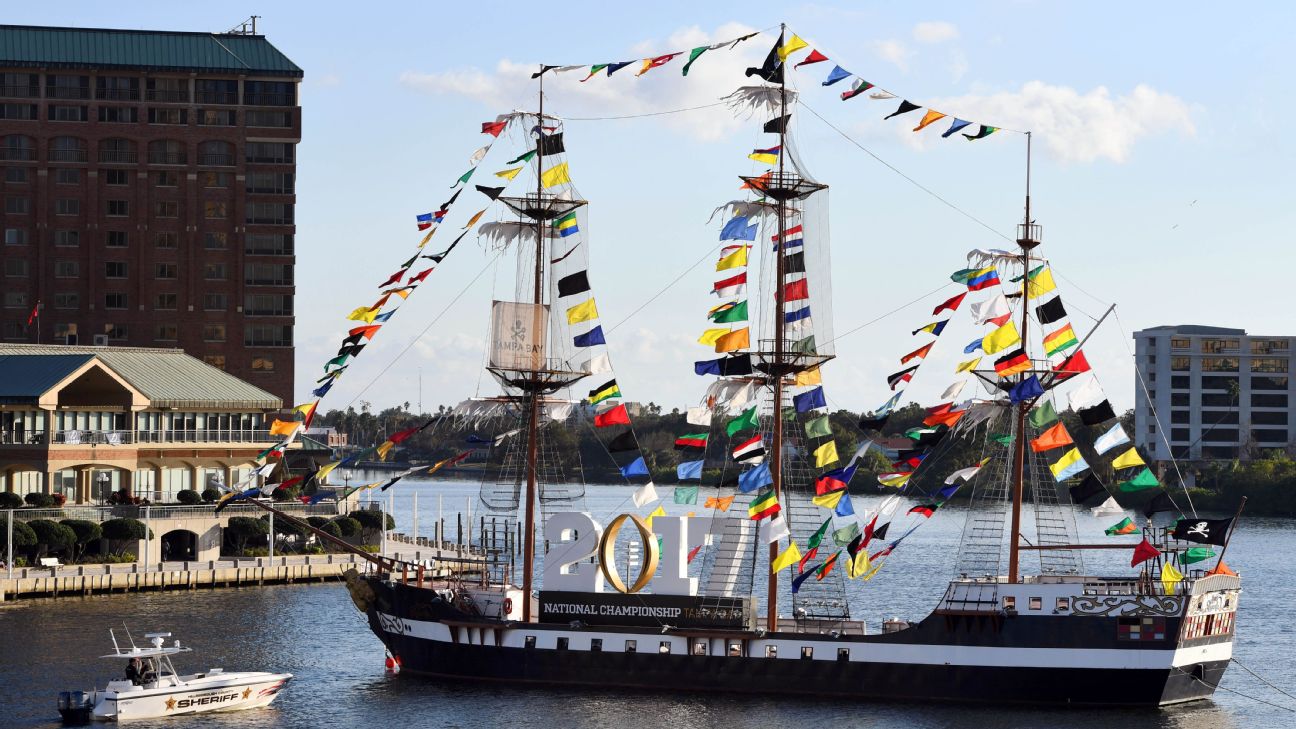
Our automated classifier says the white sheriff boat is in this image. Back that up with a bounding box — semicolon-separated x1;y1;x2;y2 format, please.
58;631;291;723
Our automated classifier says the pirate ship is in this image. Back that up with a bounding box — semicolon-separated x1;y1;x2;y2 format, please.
245;28;1242;706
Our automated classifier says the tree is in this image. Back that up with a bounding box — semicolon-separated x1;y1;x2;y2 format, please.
0;492;23;509
201;488;221;504
24;493;55;508
348;509;394;545
27;519;76;559
1;517;36;563
224;516;269;556
330;516;362;539
176;489;201;505
101;518;150;556
59;519;103;561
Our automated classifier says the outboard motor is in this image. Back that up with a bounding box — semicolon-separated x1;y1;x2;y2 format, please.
57;691;93;724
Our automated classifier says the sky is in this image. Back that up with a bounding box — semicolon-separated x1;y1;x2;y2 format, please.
13;2;1296;416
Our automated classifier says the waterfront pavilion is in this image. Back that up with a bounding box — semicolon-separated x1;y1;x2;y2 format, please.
0;343;285;503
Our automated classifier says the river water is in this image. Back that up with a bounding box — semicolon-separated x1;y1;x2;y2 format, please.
2;478;1294;728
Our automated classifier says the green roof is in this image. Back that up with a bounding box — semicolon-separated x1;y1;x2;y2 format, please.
0;344;282;410
0;24;302;77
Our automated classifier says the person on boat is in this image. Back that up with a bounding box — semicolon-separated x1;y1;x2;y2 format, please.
140;658;158;684
125;658;143;685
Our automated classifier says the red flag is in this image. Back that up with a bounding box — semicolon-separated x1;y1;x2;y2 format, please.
1131;537;1160;567
379;269;406;287
794;50;829;69
26;302;39;325
349;325;382;340
594;404;630;428
988;312;1013;327
481;120;506;137
931;292;966;315
798;546;819;573
1054;350;1091;383
784;279;810;302
861;514;879;549
770;225;803;242
687;545;703;563
408;267;434;284
900;342;933;365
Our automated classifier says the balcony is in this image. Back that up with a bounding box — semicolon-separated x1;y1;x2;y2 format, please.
135;429;281;444
196;91;238;105
198;153;235;166
49;149;88;163
47;87;90;100
0;146;35;161
148;152;188;165
243;92;296;106
51;429;132;445
98;88;139;101
146;89;189;103
1;84;40;98
98;149;138;164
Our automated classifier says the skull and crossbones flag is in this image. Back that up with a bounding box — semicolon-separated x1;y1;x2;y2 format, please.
1172;517;1233;546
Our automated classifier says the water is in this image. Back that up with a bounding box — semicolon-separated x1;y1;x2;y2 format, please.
2;479;1294;728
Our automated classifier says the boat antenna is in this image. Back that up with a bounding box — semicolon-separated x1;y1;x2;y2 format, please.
123;623;138;651
1007;131;1037;583
766;21;790;633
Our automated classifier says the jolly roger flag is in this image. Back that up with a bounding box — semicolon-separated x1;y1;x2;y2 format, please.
1036;297;1068;325
538;133;565;156
1172;516;1233;546
745;34;784;84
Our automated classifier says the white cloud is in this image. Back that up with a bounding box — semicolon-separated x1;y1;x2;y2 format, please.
869;39;913;71
948;50;969;84
913;21;959;44
919;81;1195;164
398;23;768;142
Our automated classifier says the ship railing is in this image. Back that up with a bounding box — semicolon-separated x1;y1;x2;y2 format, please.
775;618;867;636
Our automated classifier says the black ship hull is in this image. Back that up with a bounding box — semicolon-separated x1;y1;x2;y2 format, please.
353;576;1234;707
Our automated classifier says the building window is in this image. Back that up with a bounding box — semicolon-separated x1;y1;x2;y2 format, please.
197;108;237;126
97;106;139;123
96;76;140;101
154;293;178;310
1203;430;1239;444
1171;393;1189;407
154;231;178;249
1029;597;1043;610
245;325;292;347
244;263;294;286
146;77;189;103
195;79;238;105
104;169;129;186
203;263;227;281
251;357;275;372
1003;596;1016;610
154;171;179;187
1250;357;1288;373
147;107;187;125
1171;410;1189;424
104;293;127;309
3;227;28;245
106;200;130;217
1202;357;1239;372
245;109;291;127
203;293;228;311
202;324;226;342
3;291;28;308
154;324;178;341
246;202;294;225
1253;393;1289;408
246;233;293;255
1201;338;1240;353
106;231;129;248
245;142;295;164
199;140;235;166
202;354;226;369
244;80;296;106
1169;356;1190;372
154;263;177;279
244;293;293;316
1201;376;1239;391
53;230;78;247
0;134;35;161
1251;339;1290;354
1202;393;1235;407
54;260;79;278
5;197;30;214
49;104;88;122
46;74;90;100
203;232;228;249
0;103;38;120
49;136;88;162
1253;411;1288;426
54;198;79;216
4;258;28;277
2;72;40;97
691;639;707;656
104;324;127;340
203;171;230;188
247;171;295;194
55;168;80;184
1170;338;1190;350
105;262;128;278
154;201;180;218
204;201;228;219
98;137;137;164
5;166;29;183
53;292;79;309
1171;428;1190;442
148;140;187;165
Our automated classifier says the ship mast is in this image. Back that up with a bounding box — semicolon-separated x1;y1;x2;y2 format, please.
1007;132;1038;584
520;73;546;621
766;23;789;633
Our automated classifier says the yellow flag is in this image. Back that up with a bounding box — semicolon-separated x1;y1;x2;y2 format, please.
777;34;809;61
955;357;982;373
316;460;342;483
360;480;384;491
771;541;802;572
268;419;299;437
698;328;730;346
1048;447;1085;480
418;228;436;249
847;550;870;579
566;298;599;324
714;327;750;353
716;247;748;271
495;166;522;180
860;560;884;581
463;209;485;229
347;306;377;323
982;320;1021;354
292;401;317;419
795;367;822;386
813;440;839;468
878;473;911;488
913;109;947;132
1027;267;1057;299
1111;447;1146;470
645;504;667;530
541;162;571;188
376;440;395;461
812;489;844;509
1161;561;1184;595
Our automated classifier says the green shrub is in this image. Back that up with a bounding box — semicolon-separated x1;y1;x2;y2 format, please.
59;519;103;560
271;485;301;502
200;488;221;504
101;518;148;541
348;509;394;544
242;547;270;558
318;521;343;539
0;517;37;550
28;519;76;556
224;516;270;556
330;516;362;538
24;493;55;508
175;489;201;505
306;516;331;529
0;492;24;509
102;552;137;564
301;544;325;555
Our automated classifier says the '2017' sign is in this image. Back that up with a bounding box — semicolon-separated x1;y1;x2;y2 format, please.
542;512;712;596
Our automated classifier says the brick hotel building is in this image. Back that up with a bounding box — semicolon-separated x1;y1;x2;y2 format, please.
0;24;301;404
